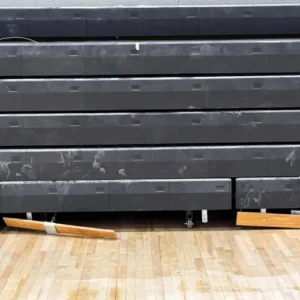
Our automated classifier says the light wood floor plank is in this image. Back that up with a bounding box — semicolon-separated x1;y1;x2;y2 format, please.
0;222;300;299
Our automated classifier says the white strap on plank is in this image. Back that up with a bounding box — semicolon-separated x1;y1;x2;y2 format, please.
44;222;57;235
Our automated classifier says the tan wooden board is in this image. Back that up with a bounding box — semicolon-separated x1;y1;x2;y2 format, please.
3;217;117;239
237;212;300;228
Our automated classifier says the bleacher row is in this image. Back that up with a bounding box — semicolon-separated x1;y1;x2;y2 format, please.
1;0;300;219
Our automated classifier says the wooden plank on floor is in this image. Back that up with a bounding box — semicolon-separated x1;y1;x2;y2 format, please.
237;212;300;228
3;218;117;239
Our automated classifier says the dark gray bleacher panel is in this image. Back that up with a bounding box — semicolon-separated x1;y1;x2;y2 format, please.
204;40;300;74
149;146;269;179
84;113;146;145
266;146;300;177
23;148;150;181
109;180;170;211
22;80;85;111
1;181;63;213
29;9;86;37
3;111;300;145
140;7;201;36
81;39;300;75
0;78;207;112
1;111;300;146
0;179;231;213
0;44;22;77
83;78;207;111
86;8;144;37
3;76;300;112
22;114;87;146
199;6;255;36
0;40;297;77
145;111;300;145
2;1;300;37
90;39;297;75
9;147;268;181
0;79;86;112
109;178;231;211
1;180;110;213
0;150;25;181
0;80;23;111
236;177;299;209
0;115;24;147
0;9;29;37
255;6;300;35
169;179;231;210
22;43;83;77
61;181;109;212
2;145;300;181
206;76;300;109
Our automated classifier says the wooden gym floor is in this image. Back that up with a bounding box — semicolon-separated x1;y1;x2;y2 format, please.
0;211;300;300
